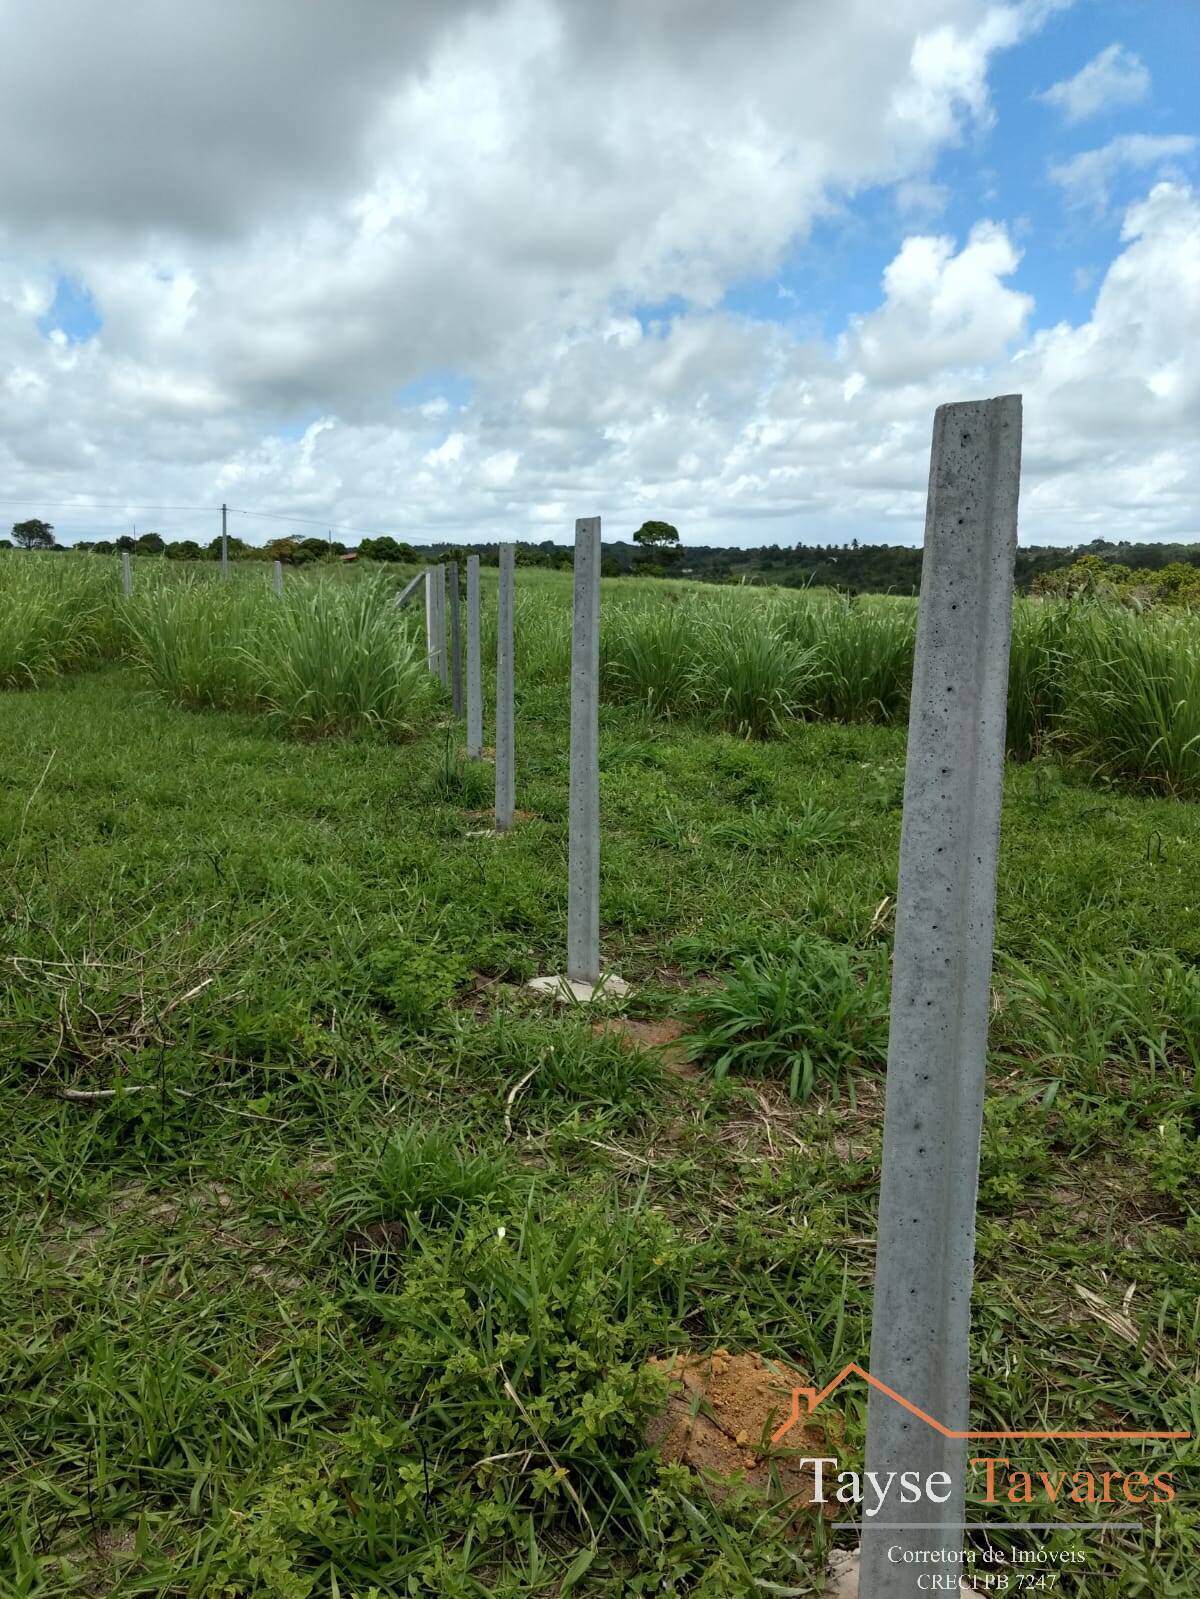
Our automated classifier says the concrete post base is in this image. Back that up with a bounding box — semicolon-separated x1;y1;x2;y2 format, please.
526;973;631;1003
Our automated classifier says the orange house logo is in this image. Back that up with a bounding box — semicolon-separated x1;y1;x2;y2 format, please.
771;1362;1191;1444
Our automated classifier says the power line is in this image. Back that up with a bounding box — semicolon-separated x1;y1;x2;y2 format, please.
224;506;437;543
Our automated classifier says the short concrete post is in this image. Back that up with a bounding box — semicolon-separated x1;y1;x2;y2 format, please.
120;550;132;597
466;555;482;758
494;544;515;831
448;561;464;717
567;517;602;985
860;396;1022;1596
424;568;437;674
272;559;284;597
220;503;230;581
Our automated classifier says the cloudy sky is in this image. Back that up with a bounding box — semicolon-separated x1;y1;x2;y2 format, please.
0;0;1196;550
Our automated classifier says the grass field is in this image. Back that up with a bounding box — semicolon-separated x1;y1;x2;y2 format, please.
1;556;1198;1596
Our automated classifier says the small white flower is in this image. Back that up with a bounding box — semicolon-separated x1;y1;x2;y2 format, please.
497;1226;506;1240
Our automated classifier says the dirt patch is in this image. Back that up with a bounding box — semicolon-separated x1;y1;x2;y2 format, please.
591;1016;700;1077
344;1219;408;1256
454;972;504;1018
464;807;538;824
646;1348;838;1529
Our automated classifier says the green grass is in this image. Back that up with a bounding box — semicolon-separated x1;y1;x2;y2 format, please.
10;552;1200;793
1;565;1198;1596
1060;606;1200;797
123;572;439;736
0;552;121;686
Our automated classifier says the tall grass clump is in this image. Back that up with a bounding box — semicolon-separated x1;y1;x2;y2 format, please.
601;603;701;717
783;596;915;723
513;587;572;683
1005;599;1077;759
696;610;816;737
123;580;264;708
1059;607;1200;797
0;553;120;686
600;593;814;737
126;574;438;737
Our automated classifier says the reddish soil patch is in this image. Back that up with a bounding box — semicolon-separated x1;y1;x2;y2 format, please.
645;1348;839;1528
464;807;538;824
591;1016;700;1077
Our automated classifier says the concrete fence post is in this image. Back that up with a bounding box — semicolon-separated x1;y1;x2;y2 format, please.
395;568;427;610
495;544;515;831
424;568;437;674
448;561;464;715
120;551;132;597
220;503;230;581
567;516;602;984
860;395;1022;1596
272;559;284;597
466;555;483;758
436;563;449;688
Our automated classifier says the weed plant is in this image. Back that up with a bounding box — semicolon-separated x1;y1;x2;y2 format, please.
683;935;890;1097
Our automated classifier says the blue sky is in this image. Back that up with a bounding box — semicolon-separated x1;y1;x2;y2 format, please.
720;0;1197;341
37;275;101;343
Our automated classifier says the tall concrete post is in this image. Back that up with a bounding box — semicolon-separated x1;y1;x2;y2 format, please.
860;396;1021;1596
494;544;515;831
424;568;437;675
435;563;449;688
448;561;463;715
272;559;284;597
466;555;483;758
120;550;132;597
220;503;229;580
567;517;602;984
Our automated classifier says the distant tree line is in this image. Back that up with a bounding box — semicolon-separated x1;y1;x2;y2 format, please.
9;517;1200;596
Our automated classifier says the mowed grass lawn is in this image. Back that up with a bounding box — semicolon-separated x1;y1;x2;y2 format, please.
2;607;1199;1594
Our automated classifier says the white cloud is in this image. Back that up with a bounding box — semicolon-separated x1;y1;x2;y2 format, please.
1049;133;1198;217
0;2;1195;551
843;222;1033;383
1039;43;1149;124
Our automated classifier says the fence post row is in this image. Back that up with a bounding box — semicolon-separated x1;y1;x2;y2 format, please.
466;555;482;758
567;517;602;985
448;561;464;717
860;395;1022;1596
121;550;132;597
494;544;515;831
